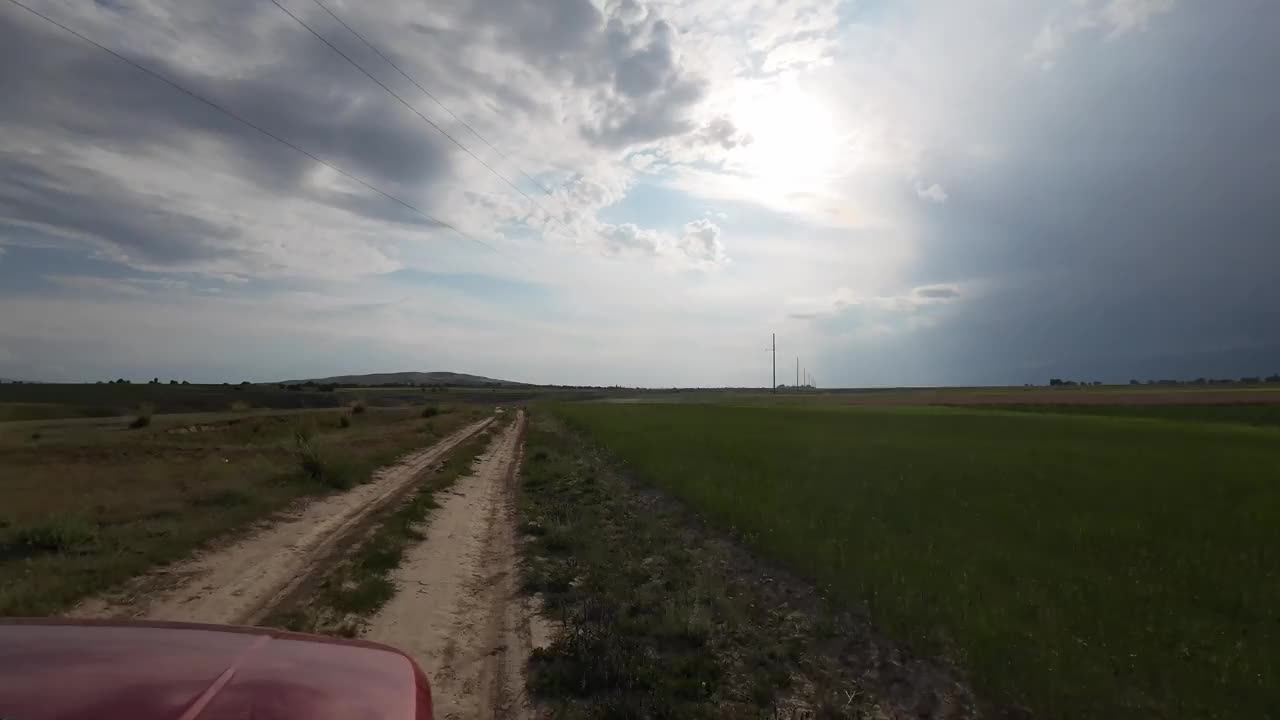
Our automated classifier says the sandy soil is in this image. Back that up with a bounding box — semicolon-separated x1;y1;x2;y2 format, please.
69;417;494;624
363;410;549;720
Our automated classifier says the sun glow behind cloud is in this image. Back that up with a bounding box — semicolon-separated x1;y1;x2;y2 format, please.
728;82;848;199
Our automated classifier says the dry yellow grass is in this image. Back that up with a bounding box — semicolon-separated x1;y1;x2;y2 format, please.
0;405;478;616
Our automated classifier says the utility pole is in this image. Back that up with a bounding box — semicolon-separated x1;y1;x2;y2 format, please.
796;357;799;389
771;333;776;392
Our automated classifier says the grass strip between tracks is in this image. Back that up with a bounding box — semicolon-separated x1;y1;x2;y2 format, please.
265;416;510;636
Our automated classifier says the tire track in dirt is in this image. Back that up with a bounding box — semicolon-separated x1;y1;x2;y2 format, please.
362;410;549;720
69;417;494;625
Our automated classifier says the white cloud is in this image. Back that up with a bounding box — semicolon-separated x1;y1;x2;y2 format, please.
788;283;963;322
1030;0;1176;65
1101;0;1177;34
598;222;664;255
761;38;836;73
44;274;191;297
678;219;726;264
595;218;728;266
915;182;949;203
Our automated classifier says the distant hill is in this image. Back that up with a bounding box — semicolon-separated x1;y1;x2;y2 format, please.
279;371;528;387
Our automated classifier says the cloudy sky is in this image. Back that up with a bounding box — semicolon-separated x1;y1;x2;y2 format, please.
1;0;1277;386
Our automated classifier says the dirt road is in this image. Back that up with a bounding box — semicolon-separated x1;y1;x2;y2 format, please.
363;410;548;720
70;417;494;624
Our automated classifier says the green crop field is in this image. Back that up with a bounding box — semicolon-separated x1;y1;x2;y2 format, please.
968;402;1280;428
557;402;1280;719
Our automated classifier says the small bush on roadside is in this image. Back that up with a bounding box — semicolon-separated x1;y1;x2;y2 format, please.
338;414;352;429
128;403;154;429
420;406;440;418
351;401;367;415
3;517;99;556
292;433;356;490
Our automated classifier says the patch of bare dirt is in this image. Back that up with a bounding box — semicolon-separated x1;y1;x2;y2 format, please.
362;410;548;720
68;418;494;625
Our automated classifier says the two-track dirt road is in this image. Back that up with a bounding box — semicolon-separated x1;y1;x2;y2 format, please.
70;417;494;624
363;410;547;720
68;410;546;718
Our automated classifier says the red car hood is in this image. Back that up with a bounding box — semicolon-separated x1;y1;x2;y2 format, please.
0;619;432;720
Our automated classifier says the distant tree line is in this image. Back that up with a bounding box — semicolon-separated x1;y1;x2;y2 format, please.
97;378;191;385
1050;375;1280;386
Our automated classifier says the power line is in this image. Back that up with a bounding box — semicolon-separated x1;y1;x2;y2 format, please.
267;0;561;229
307;0;557;199
3;0;495;254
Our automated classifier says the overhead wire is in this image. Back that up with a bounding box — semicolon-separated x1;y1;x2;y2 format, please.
307;0;558;199
266;0;565;232
2;0;497;254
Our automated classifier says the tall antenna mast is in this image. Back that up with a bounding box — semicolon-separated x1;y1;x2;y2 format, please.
771;334;776;393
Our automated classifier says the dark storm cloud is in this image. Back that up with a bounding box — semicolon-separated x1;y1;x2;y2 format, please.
835;1;1280;384
0;3;456;267
465;0;605;65
444;0;708;148
585;14;708;147
582;75;707;147
912;285;960;301
0;0;712;270
0;158;238;265
612;20;676;97
4;5;454;185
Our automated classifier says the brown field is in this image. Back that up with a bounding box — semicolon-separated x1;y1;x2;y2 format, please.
0;403;480;616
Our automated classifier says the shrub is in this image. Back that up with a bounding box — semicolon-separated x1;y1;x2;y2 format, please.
338;414;352;429
128;403;154;429
351;401;367;415
292;433;355;490
3;517;98;556
420;406;440;418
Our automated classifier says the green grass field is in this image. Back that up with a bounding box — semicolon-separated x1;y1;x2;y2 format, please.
970;402;1280;428
557;403;1280;719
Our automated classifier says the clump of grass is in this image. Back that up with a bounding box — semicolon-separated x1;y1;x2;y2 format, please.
2;517;99;557
351;400;367;415
228;400;252;412
338;414;352;429
291;431;356;490
128;403;154;429
420;405;439;418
